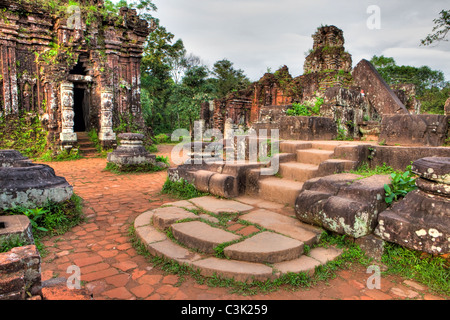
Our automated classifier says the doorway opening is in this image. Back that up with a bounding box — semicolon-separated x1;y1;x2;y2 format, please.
73;87;86;132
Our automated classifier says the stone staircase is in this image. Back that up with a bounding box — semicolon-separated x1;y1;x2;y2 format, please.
256;141;358;206
76;132;98;158
134;196;343;282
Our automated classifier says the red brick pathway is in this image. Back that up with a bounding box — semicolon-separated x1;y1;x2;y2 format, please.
39;145;448;300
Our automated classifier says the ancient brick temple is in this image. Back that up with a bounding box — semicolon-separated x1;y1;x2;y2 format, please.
202;25;424;141
0;0;151;149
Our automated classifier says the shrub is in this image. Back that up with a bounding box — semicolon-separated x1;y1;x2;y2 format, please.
154;133;170;144
161;177;209;200
384;169;417;205
286;97;323;116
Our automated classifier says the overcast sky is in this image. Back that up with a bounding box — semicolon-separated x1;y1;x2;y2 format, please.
150;0;450;82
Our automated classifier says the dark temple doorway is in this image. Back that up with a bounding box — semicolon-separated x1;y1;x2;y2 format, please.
73;87;87;132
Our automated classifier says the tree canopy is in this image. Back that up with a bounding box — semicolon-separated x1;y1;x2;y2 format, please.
370;55;449;114
421;9;450;46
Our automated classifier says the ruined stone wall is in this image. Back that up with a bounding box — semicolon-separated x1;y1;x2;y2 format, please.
0;1;150;150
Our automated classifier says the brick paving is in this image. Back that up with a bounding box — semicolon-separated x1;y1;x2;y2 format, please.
39;145;448;300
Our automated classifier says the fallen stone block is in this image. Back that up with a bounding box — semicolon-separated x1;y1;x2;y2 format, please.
379;114;449;147
295;173;390;238
375;157;450;254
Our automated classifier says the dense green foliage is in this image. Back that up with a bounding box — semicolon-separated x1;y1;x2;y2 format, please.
384;170;418;205
0;114;47;159
286;97;323;116
370;55;449;114
0;194;85;254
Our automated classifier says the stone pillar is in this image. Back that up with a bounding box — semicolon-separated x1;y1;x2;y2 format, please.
99;87;116;148
59;81;77;148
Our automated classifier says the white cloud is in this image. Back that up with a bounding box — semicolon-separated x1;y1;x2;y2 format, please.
151;0;450;81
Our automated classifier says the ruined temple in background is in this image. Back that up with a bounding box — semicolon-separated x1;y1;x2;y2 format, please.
0;0;151;150
201;25;433;143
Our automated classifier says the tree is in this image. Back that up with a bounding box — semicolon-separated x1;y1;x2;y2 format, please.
210;59;251;99
140;21;186;133
370;55;446;95
421;10;450;46
167;50;202;84
370;55;449;114
168;66;215;130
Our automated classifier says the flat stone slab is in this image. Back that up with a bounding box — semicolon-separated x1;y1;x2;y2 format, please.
189;196;254;214
308;247;343;264
147;239;203;265
241;209;321;245
273;255;322;275
191;257;275;282
171;221;240;254
136;224;168;245
152;207;198;230
224;231;304;263
163;200;198;211
235;196;286;210
134;210;154;228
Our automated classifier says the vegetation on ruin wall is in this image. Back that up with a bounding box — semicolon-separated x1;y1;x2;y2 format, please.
0;194;84;255
0;114;47;159
370;55;450;114
286;97;323;117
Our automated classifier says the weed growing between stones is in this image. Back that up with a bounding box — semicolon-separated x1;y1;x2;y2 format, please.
0;194;85;255
0;234;27;253
88;129;112;158
161;177;210;200
348;163;418;205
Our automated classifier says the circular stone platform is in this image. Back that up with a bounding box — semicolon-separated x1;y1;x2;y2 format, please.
134;196;343;282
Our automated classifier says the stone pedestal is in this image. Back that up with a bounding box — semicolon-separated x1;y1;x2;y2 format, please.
107;133;155;167
375;157;450;254
0;151;73;210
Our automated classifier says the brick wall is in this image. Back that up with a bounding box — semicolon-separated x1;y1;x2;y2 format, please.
0;245;41;300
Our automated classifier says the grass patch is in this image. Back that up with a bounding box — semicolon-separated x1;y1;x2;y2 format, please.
0;194;85;255
349;162;399;177
381;243;449;296
161;177;210;200
38;148;82;162
104;161;166;174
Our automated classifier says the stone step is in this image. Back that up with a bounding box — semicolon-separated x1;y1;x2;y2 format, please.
223;231;304;263
279;162;319;182
241;209;321;246
191;257;275;282
171;221;241;254
258;177;304;206
296;149;334;165
152;206;199;231
280;141;312;153
273;246;343;275
310;142;339;151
